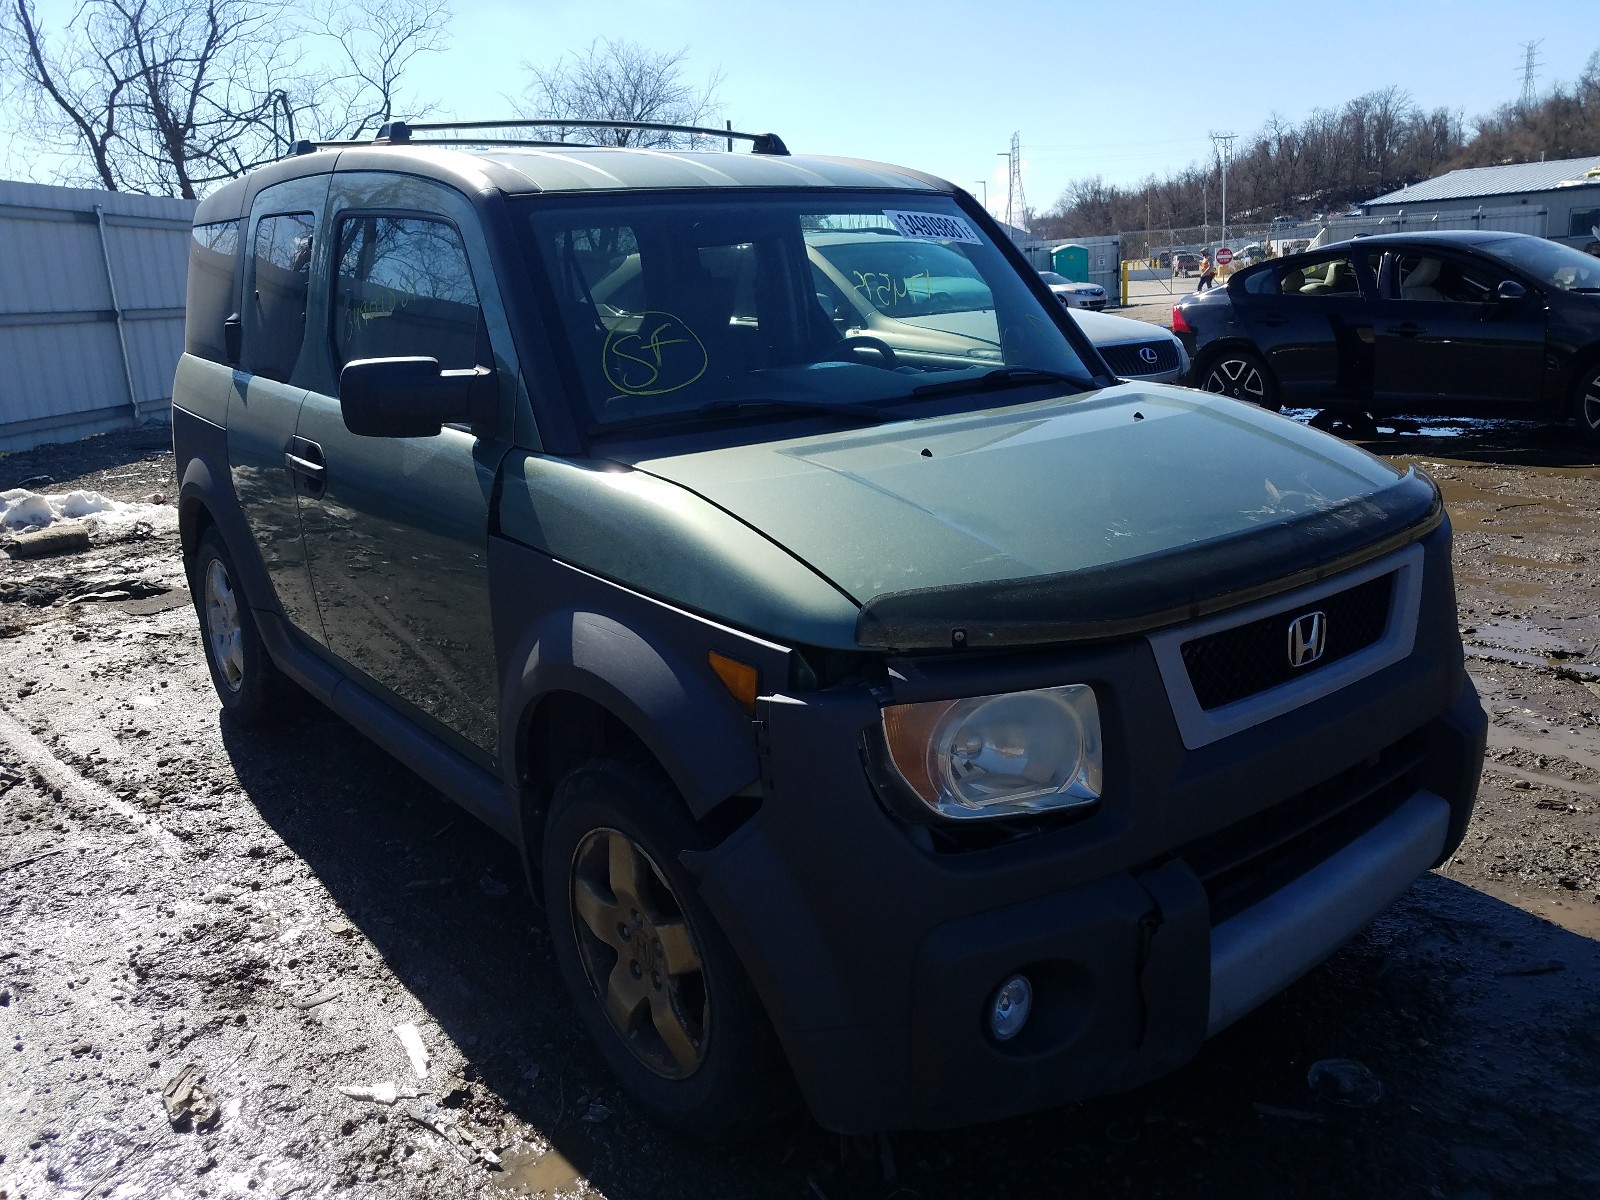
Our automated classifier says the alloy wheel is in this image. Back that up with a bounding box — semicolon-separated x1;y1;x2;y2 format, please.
569;827;709;1080
1203;356;1267;404
203;559;245;692
1582;371;1600;437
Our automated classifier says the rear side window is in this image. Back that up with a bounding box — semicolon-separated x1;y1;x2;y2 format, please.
247;212;315;383
184;220;239;363
332;216;481;370
1269;255;1359;298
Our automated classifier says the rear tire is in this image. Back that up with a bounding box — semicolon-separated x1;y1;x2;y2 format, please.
1198;348;1281;412
1572;363;1600;448
190;527;290;726
542;758;792;1142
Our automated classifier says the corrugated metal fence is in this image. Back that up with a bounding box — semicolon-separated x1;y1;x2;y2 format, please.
1310;204;1549;244
0;180;197;453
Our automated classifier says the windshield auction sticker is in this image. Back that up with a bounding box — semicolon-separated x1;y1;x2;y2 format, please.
882;210;981;244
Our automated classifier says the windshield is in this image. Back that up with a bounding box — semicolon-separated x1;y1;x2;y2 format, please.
521;192;1091;434
1037;271;1068;285
1482;235;1600;292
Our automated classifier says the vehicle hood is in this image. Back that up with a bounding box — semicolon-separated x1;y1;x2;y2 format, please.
1067;308;1175;343
624;385;1439;650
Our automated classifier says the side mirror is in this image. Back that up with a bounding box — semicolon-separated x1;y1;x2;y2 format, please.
223;313;242;366
338;357;487;438
1496;279;1527;304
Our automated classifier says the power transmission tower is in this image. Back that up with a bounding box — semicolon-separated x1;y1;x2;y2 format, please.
1002;131;1027;231
1520;39;1543;109
1209;130;1237;251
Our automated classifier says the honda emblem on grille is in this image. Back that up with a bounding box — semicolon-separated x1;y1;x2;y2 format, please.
1286;611;1327;668
1138;346;1159;365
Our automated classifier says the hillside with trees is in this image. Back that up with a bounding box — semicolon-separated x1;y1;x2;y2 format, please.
1034;51;1600;240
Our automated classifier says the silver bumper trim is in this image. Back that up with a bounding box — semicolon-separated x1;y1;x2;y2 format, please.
1207;789;1449;1036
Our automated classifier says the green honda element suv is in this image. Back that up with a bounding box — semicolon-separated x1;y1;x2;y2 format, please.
173;119;1485;1140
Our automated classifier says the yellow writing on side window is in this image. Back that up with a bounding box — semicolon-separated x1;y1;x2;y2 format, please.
602;312;709;396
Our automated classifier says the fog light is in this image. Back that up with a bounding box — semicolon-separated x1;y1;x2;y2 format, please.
989;974;1033;1041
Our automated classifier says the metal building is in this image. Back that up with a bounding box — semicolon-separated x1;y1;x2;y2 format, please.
0;180;197;453
1358;155;1600;249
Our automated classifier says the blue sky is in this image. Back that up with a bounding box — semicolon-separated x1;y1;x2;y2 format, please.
8;0;1598;210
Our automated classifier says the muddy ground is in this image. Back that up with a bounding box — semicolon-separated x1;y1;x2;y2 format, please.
1;416;1598;1200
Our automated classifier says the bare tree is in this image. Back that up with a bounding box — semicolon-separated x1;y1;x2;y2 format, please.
0;0;449;198
515;38;724;147
309;0;450;140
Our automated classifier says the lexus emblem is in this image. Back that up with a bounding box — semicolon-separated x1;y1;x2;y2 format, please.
1138;346;1159;365
1287;611;1327;668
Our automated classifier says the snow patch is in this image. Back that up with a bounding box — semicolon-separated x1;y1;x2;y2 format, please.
1;488;175;534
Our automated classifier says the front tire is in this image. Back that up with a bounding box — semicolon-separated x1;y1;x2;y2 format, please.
190;527;290;726
1198;348;1281;412
542;759;791;1141
1572;363;1600;448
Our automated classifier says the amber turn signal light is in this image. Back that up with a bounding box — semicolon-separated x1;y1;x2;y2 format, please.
708;651;759;716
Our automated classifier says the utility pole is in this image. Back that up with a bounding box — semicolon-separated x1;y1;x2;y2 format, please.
974;179;988;211
1520;39;1543;110
1202;181;1209;249
1210;131;1236;252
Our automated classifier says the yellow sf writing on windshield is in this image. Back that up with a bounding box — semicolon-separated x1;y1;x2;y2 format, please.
603;312;709;396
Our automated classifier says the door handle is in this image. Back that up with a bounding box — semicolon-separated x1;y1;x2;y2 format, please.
283;438;326;497
1384;322;1424;337
1259;314;1288;327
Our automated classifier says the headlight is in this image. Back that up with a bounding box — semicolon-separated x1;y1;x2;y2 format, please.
877;684;1102;821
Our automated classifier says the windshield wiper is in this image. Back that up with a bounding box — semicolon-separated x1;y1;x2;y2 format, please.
588;397;895;436
909;366;1097;400
1567;286;1600;294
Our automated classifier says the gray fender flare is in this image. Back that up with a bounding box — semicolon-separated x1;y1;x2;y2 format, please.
500;607;762;824
177;444;277;613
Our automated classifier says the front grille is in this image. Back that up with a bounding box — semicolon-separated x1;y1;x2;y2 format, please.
1100;340;1181;376
1177;731;1429;924
1180;572;1394;710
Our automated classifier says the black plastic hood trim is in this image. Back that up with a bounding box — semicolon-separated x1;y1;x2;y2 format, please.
854;469;1442;652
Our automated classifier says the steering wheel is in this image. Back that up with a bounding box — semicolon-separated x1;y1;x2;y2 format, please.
830;335;901;369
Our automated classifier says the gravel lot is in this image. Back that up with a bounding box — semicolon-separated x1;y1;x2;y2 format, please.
2;415;1598;1200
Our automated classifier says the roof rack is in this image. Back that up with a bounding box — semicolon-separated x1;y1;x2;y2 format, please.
285;139;366;156
372;119;789;156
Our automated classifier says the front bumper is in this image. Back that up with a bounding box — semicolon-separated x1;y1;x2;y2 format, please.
688;525;1483;1133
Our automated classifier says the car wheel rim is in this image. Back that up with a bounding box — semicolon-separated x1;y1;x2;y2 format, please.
1203;357;1267;404
203;559;245;693
1583;373;1600;433
570;827;709;1080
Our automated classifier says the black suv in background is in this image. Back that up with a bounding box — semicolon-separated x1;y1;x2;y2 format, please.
171;119;1485;1140
1174;229;1600;445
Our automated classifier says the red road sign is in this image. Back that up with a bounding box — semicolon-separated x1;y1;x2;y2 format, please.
1216;246;1234;266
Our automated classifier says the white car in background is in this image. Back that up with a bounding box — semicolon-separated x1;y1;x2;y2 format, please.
1069;308;1189;384
1038;270;1108;310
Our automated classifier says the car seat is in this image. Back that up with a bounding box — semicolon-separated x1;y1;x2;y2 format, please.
1400;257;1445;301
